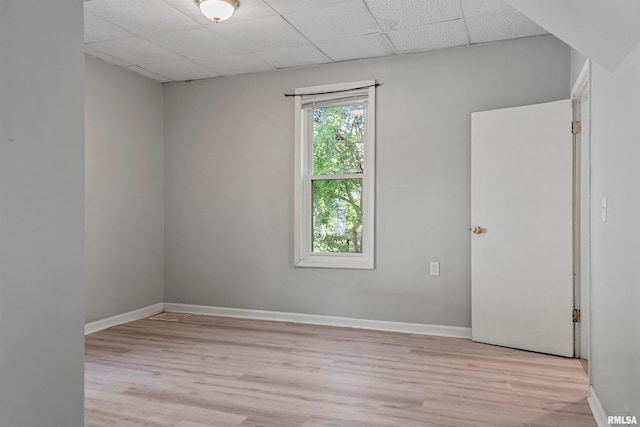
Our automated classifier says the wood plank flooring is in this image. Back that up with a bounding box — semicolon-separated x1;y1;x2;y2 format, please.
85;315;596;427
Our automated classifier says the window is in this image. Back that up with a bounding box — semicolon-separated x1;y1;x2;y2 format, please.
294;80;376;269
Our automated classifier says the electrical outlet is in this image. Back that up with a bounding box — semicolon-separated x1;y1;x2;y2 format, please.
430;261;440;277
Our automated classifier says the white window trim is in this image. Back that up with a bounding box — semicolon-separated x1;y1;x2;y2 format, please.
293;80;376;269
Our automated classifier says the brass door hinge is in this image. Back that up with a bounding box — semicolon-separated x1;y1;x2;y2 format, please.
572;308;581;322
572;121;581;135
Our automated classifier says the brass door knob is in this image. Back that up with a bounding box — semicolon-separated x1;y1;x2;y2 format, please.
471;226;483;235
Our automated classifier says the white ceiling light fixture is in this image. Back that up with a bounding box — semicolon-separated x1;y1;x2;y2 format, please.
197;0;239;22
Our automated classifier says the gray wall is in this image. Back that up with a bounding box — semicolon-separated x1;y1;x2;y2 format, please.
570;48;588;87
85;56;165;323
588;44;640;417
0;0;85;425
164;35;570;327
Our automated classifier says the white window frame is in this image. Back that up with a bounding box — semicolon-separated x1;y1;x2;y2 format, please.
293;80;376;269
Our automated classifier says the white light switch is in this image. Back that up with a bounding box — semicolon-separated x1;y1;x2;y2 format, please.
430;261;440;277
602;197;607;222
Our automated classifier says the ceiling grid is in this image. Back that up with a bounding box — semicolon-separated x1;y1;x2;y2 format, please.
83;0;547;82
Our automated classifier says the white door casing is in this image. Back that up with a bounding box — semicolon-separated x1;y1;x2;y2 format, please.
572;61;591;361
471;99;574;357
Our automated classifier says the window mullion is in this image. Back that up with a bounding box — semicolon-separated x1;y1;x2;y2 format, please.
309;173;364;181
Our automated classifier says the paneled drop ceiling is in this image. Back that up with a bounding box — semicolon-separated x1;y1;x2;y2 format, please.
84;0;547;83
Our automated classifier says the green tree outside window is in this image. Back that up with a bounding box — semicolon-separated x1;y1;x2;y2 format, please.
311;105;365;253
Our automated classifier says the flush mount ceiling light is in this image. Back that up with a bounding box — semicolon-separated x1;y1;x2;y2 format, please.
197;0;239;22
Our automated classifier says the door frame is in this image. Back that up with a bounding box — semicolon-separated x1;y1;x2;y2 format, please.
571;60;591;363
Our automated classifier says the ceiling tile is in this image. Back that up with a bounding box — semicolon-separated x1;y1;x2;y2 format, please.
387;19;468;53
316;33;396;62
158;0;213;25
85;0;199;35
209;15;307;50
87;37;184;66
254;45;331;69
84;10;131;43
85;46;131;67
140;60;219;81
145;28;238;60
197;53;275;75
126;65;173;82
461;0;513;17
364;0;461;31
466;9;547;44
284;1;380;43
221;0;276;23
263;0;351;15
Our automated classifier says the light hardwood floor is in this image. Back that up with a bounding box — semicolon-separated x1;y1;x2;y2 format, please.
85;315;596;427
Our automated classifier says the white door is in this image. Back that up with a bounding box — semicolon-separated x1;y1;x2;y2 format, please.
471;100;574;357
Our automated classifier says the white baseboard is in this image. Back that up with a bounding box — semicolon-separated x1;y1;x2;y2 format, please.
163;303;472;339
85;303;164;335
588;386;609;427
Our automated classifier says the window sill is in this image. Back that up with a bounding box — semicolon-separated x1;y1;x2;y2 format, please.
294;254;374;270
